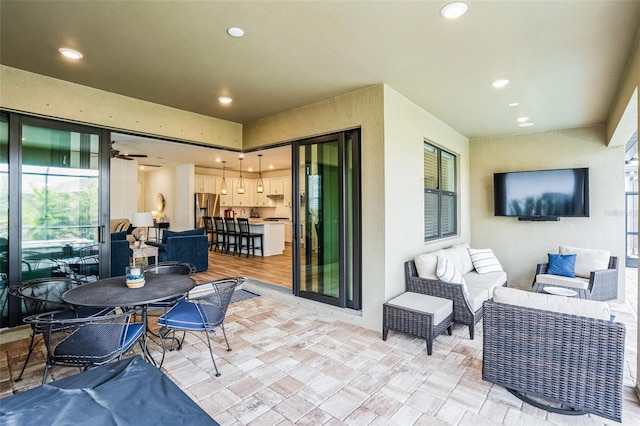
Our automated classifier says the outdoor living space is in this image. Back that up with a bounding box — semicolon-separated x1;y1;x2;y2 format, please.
1;269;638;425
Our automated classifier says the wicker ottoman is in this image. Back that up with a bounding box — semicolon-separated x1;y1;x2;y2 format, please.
382;292;454;355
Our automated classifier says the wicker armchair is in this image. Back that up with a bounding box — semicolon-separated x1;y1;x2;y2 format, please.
532;256;618;301
483;291;625;422
405;260;506;339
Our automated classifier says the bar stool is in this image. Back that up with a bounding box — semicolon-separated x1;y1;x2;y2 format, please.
223;217;238;255
236;218;263;257
212;217;227;252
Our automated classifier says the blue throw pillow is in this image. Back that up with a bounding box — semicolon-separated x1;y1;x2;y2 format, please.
547;253;576;278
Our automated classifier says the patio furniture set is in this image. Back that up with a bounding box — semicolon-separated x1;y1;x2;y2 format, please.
384;243;624;422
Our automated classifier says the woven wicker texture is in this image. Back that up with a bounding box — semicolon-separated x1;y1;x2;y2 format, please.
405;260;502;339
383;303;453;355
482;300;625;422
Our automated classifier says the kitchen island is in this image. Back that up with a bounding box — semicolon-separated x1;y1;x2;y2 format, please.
246;220;285;256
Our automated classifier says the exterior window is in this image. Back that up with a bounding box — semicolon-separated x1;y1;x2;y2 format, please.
424;141;457;240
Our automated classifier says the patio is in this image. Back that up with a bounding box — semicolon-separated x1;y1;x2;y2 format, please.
1;270;639;425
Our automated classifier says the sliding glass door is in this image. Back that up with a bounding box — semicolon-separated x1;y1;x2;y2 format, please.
2;114;109;327
293;130;360;309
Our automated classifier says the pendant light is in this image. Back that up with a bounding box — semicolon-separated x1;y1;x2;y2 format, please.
220;161;228;195
256;154;264;193
237;157;246;194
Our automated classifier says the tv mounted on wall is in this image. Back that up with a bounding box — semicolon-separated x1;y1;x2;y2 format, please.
494;168;589;221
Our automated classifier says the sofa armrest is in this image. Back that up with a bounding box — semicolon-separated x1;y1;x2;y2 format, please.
589;267;618;301
146;241;165;250
535;262;548;274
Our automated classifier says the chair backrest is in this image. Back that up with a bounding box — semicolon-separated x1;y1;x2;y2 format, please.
236;217;250;235
203;216;214;232
9;277;81;315
144;261;195;275
24;307;142;366
213;217;225;233
224;217;237;234
189;277;244;321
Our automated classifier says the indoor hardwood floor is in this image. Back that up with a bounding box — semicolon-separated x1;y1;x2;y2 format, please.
193;243;293;289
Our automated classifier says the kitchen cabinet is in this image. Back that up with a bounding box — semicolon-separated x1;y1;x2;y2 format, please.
283;176;292;207
194;174;216;193
232;179;255;207
255;179;271;207
284;222;292;243
269;178;285;196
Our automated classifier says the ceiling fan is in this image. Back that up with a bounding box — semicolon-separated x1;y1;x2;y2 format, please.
110;141;148;160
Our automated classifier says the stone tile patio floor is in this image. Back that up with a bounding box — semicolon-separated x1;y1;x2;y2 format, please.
1;270;639;425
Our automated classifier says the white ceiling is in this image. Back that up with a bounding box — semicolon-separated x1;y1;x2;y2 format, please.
1;1;639;168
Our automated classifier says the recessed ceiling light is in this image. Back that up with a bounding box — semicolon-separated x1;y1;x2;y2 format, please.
491;79;510;88
269;165;274;170
238;154;244;159
227;27;244;38
508;102;519;107
58;47;83;59
516;116;529;123
218;96;233;104
518;122;534;128
440;2;468;19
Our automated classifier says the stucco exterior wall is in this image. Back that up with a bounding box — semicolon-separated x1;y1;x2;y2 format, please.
469;126;625;298
243;85;385;330
0;65;242;149
382;87;470;302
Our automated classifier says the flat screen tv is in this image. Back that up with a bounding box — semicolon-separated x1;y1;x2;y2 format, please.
494;168;589;220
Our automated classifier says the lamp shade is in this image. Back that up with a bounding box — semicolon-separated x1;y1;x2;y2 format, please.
132;212;154;227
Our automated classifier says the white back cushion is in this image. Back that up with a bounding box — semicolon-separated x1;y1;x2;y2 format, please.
452;243;474;274
558;245;610;278
414;250;444;279
493;287;611;321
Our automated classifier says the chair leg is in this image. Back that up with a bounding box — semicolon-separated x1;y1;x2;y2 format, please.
15;329;37;382
204;329;221;377
41;362;51;385
220;323;232;352
469;324;475;340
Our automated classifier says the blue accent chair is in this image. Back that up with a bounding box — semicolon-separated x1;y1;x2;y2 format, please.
147;228;208;272
157;277;244;376
111;231;132;277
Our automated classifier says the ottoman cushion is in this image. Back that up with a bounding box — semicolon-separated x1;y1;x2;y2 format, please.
386;292;453;325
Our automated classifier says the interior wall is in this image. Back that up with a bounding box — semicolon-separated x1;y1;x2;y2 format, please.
382;86;470;301
0;65;243;150
469;126;626;298
144;167;177;232
109;158;138;220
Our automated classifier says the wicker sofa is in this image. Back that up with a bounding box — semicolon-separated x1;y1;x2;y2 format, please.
483;287;625;422
405;243;507;339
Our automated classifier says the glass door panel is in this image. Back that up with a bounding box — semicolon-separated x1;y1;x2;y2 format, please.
0;116;8;326
295;130;360;309
21;124;100;285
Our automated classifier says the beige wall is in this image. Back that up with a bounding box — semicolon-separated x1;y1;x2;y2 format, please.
244;85;386;330
0;65;243;149
382;87;470;302
469;126;625;296
607;30;639;146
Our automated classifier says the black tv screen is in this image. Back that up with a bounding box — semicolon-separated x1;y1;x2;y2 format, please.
494;168;589;218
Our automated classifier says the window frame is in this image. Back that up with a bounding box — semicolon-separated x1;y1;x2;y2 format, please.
423;140;457;241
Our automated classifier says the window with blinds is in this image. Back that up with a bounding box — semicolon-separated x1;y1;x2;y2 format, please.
424;141;457;240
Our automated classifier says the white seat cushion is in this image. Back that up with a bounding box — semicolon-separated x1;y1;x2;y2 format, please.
536;273;590;290
386;292;453;325
493;287;611;320
558;245;610;278
464;271;507;297
466;286;489;312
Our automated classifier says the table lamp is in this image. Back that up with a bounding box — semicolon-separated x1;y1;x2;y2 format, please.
132;212;154;247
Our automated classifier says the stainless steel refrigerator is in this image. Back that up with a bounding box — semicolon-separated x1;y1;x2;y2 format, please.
194;193;219;228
